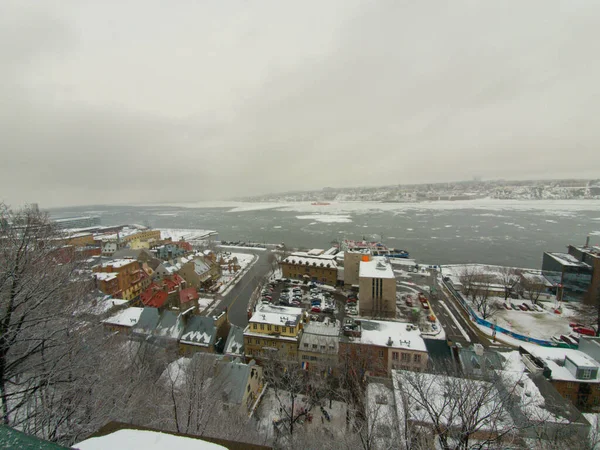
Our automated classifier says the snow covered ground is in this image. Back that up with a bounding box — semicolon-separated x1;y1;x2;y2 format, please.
492;299;572;340
255;388;348;441
76;429;226;450
296;214;352;223
216;252;257;295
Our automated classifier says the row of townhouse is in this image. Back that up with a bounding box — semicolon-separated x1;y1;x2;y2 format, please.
243;303;429;377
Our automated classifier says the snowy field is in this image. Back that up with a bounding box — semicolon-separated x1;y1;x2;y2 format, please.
492;299;572;339
76;429;226;450
255;388;348;441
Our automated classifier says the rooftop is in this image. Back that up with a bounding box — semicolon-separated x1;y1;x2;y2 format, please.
103;307;144;327
224;325;244;356
521;344;600;383
344;319;427;352
98;259;138;269
545;252;591;268
283;254;338;269
359;257;395;279
180;316;216;347
249;304;304;327
93;272;118;281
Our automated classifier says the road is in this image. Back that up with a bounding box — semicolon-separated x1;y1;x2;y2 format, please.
217;249;272;327
394;267;489;347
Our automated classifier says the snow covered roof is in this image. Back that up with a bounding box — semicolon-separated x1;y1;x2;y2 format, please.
180;316;216;347
224;325;244;356
348;320;427;352
307;248;325;255
392;370;513;432
300;321;340;354
249;304;304;327
103;307;144;327
521;344;600;383
132;307;160;335
283;254;338;269
154;311;184;340
99;259;137;269
93;272;118;281
546;252;591;268
359;257;394;279
214;360;255;406
76;429;226;450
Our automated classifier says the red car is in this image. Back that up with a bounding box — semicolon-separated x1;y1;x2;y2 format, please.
311;306;322;313
569;322;584;328
573;327;596;337
518;304;528;311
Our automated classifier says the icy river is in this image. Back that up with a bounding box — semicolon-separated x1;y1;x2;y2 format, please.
49;199;600;269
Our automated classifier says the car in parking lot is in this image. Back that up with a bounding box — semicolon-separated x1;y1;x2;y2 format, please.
311;305;322;313
422;302;430;309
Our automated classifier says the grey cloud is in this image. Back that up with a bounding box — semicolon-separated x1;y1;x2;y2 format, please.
1;0;599;207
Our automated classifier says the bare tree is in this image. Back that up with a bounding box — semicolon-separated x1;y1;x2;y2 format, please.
471;275;499;320
498;266;518;301
520;275;547;305
0;205;90;430
458;265;482;300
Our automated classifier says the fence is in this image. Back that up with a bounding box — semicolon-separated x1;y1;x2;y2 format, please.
442;279;569;348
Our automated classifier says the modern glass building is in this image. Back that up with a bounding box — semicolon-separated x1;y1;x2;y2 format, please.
542;252;593;302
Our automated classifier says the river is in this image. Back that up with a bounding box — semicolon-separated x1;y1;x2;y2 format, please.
49;199;600;269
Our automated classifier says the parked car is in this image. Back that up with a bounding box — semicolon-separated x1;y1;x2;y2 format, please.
432;324;438;330
561;335;577;346
518;304;528;311
569;322;584;328
521;303;531;311
422;302;430;310
311;306;322;313
262;295;272;301
503;303;511;310
568;334;580;343
291;301;301;307
574;327;596;336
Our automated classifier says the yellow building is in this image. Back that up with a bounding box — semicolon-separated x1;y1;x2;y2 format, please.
129;238;150;250
54;232;95;247
244;304;306;362
280;253;338;285
122;229;161;244
93;258;148;301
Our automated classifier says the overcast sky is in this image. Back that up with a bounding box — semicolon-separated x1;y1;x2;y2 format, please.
1;0;599;208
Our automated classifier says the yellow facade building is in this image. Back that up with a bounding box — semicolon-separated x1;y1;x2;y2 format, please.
280;253;338;285
244;304;306;362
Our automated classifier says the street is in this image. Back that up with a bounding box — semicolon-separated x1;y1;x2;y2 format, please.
217;249;272;327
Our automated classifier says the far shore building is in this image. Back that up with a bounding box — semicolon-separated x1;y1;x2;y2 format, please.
280;252;338;285
358;256;396;318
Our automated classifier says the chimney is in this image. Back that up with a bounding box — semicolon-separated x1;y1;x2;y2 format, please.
586;235;591;248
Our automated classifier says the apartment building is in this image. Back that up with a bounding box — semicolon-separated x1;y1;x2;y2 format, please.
244;304;306;362
298;318;339;375
280;252;338;285
359;256;396;318
93;258;147;300
339;319;428;377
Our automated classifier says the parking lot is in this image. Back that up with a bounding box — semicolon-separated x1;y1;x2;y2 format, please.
260;278;349;323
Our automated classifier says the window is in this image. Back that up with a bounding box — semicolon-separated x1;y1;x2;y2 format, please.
304;343;309;348
401;353;410;362
275;326;279;332
581;369;593;380
414;354;422;364
252;323;257;330
260;324;265;331
392;352;399;361
378;350;384;358
255;339;260;345
313;344;318;349
281;327;286;333
267;325;272;331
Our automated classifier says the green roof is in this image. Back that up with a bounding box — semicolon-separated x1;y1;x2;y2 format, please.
0;425;70;449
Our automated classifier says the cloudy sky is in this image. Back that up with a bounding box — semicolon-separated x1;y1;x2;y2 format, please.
1;0;599;207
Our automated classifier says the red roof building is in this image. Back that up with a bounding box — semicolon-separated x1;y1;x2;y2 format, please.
179;287;199;306
141;284;169;308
